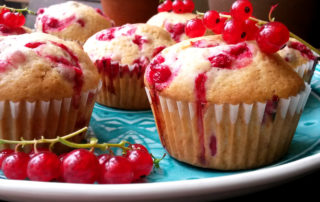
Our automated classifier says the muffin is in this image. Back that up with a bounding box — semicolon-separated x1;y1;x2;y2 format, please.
0;32;100;151
83;23;175;110
278;38;317;83
144;35;311;170
147;12;212;42
34;1;113;44
0;25;32;36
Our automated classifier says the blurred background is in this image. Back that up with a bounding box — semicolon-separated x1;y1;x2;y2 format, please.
1;0;319;48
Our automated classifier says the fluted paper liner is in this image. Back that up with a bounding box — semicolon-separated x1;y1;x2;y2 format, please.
295;60;316;83
146;83;311;170
0;87;100;152
97;61;150;110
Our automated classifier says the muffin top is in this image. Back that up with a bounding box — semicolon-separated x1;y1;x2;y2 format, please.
144;35;305;104
34;1;113;44
0;25;32;36
147;12;211;42
278;38;316;67
83;23;175;70
0;32;99;102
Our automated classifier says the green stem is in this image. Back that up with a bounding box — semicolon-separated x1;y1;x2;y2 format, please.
0;5;36;15
0;127;88;145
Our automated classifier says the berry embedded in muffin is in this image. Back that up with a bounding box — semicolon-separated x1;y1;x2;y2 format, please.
84;23;175;109
144;35;310;170
34;1;113;44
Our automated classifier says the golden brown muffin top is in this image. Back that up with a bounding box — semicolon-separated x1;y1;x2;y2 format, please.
0;32;99;102
278;38;316;68
83;23;175;68
145;35;305;104
34;1;113;44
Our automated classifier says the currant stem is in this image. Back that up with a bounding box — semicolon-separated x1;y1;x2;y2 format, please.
152;153;166;169
0;127;88;146
0;5;36;15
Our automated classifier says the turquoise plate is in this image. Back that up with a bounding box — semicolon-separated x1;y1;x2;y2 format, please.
0;64;320;202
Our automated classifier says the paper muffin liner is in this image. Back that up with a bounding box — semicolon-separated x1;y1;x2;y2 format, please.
97;60;150;110
0;87;100;153
145;83;311;170
294;60;316;83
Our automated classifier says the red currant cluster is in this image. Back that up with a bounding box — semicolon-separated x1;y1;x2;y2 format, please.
0;7;25;28
0;143;158;184
158;0;194;14
185;0;290;54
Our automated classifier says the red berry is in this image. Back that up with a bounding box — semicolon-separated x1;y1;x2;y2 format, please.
150;65;172;83
99;156;134;184
27;151;60;182
0;8;10;24
244;19;259;40
2;12;24;28
61;149;99;184
97;153;112;165
0;149;14;166
230;0;253;21
172;0;185;13
256;21;290;54
29;147;50;158
183;0;195;13
2;152;30;180
158;0;173;12
222;19;247;44
15;13;25;27
208;54;232;68
37;8;45;15
203;10;226;34
185;18;206;38
129;144;149;153
125;149;153;180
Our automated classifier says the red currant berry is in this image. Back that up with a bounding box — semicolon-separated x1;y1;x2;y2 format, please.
183;0;195;13
2;152;30;180
125;149;153;180
2;12;23;28
0;149;14;166
158;0;173;12
244;19;259;40
203;10;219;29
15;13;25;27
99;156;134;184
256;21;290;54
222;19;247;44
29;147;50;158
185;18;206;38
27;151;60;182
61;149;99;184
172;0;185;14
203;10;226;34
129;144;148;153
0;8;10;24
97;153;112;165
230;0;253;21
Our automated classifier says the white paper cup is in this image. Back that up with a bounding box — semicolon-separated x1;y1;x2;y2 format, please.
97;60;150;110
146;83;311;170
0;87;100;152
